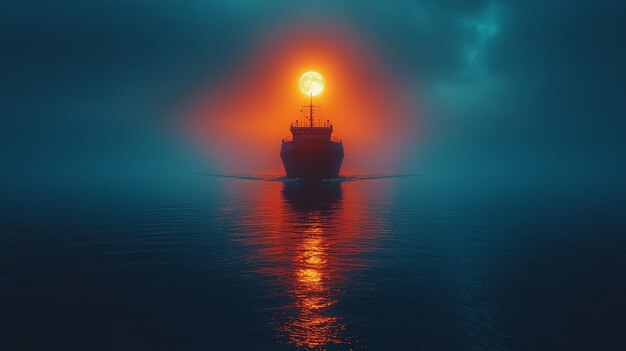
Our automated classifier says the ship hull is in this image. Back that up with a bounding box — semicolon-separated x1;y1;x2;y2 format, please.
280;140;344;179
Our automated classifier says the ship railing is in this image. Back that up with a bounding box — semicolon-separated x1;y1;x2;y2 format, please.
282;135;342;144
331;136;343;144
290;120;334;128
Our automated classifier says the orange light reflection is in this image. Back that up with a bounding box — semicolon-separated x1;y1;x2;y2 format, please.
228;180;388;350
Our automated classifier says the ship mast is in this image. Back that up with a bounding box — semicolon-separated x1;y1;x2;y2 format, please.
309;93;313;127
304;92;319;127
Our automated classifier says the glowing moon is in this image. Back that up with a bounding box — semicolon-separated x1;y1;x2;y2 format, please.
299;71;324;96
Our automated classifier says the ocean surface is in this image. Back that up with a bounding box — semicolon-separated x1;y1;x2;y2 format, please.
2;174;625;350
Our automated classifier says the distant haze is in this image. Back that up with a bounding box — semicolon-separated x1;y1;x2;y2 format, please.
2;1;625;193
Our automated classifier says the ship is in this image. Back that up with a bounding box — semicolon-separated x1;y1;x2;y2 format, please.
280;95;344;179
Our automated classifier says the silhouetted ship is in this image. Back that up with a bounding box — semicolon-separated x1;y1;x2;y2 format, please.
280;97;344;179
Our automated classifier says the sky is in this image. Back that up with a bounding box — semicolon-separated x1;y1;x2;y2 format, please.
2;0;625;196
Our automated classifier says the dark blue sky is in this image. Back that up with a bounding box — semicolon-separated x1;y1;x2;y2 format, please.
2;1;625;195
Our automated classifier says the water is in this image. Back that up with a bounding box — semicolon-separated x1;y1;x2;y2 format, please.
1;175;625;350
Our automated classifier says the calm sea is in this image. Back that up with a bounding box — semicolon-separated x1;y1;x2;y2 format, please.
2;175;625;350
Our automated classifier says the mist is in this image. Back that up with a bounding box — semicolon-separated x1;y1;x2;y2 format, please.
3;0;625;199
